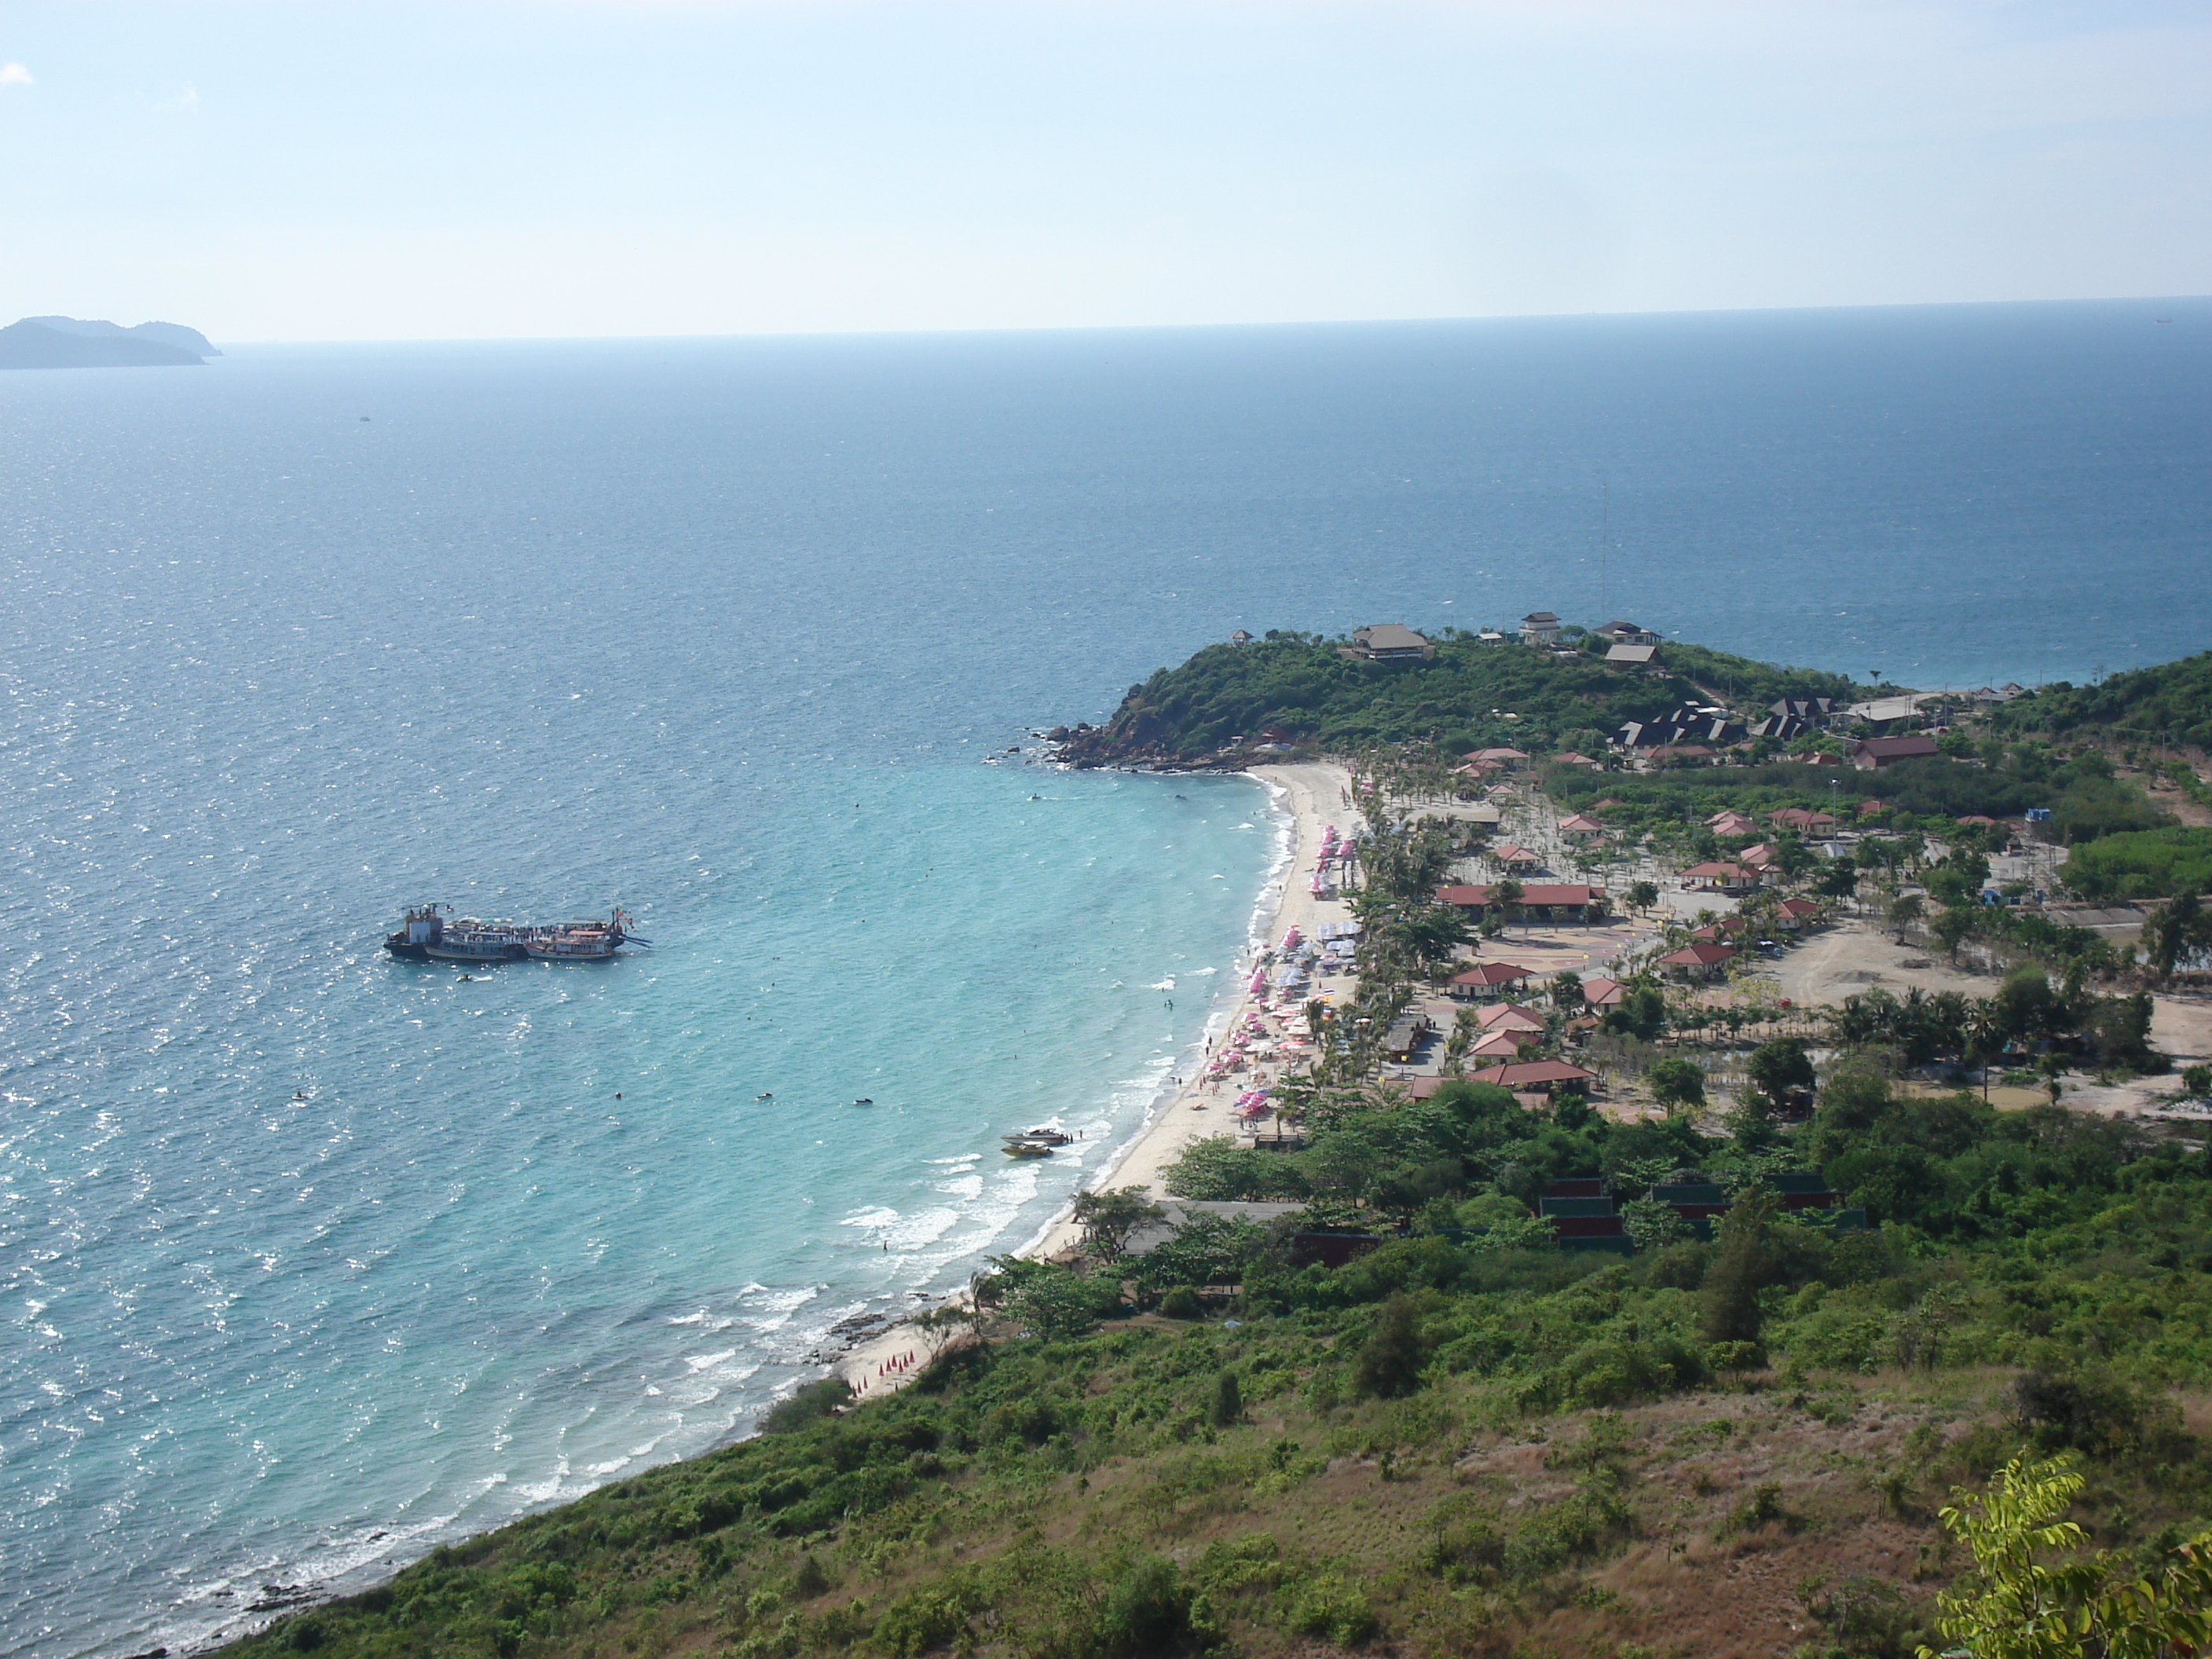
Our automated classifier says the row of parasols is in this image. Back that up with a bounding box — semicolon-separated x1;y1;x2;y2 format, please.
1204;1002;1315;1085
1311;824;1357;896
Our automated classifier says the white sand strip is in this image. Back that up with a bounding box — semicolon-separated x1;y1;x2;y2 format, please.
1030;760;1359;1255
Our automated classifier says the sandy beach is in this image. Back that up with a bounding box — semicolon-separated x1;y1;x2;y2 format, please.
1029;760;1360;1255
832;760;1357;1401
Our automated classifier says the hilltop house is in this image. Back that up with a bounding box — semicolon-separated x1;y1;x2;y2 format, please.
1595;621;1658;646
1347;624;1431;661
1606;643;1661;669
1519;611;1563;646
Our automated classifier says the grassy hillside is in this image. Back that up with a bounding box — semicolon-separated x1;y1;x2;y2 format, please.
1053;631;1856;763
1999;652;2212;752
220;1081;2212;1659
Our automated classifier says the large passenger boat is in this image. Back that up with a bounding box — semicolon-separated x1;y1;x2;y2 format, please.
382;904;646;963
525;910;639;961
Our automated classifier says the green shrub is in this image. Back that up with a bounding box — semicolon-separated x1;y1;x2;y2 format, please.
1353;1295;1426;1398
760;1378;850;1434
1280;1571;1376;1646
1159;1286;1203;1320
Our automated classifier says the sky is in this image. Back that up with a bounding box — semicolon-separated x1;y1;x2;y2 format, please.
1;0;2208;342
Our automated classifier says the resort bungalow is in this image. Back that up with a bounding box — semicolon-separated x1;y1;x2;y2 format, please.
1577;976;1627;1011
1679;860;1756;893
1595;621;1658;646
1519;611;1564;646
1555;752;1603;768
1777;897;1822;930
1477;1002;1547;1034
1468;1030;1533;1060
1851;734;1940;770
1490;844;1543;872
1465;746;1532;768
1348;624;1432;661
1707;810;1760;838
1467;1058;1596;1095
1446;961;1536;999
1662;943;1738;980
1605;643;1661;669
1557;815;1606;837
1436;883;1602;923
1382;1014;1434;1062
1769;807;1839;833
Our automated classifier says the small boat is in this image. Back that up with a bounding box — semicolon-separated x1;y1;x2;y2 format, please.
756;1093;774;1101
1001;1139;1053;1159
853;1097;874;1106
1015;1126;1073;1145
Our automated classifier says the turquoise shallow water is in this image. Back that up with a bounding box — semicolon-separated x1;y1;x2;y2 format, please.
2;301;2208;1657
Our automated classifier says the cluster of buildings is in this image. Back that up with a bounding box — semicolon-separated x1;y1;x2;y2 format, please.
1266;615;1979;773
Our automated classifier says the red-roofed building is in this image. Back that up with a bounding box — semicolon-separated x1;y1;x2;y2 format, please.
1578;976;1627;1010
1851;734;1940;770
1679;862;1756;892
1476;1002;1547;1031
1466;1059;1597;1094
1557;815;1606;836
1446;962;1536;999
1436;884;1602;921
1857;799;1889;816
1769;807;1838;831
1663;943;1738;980
1491;844;1542;871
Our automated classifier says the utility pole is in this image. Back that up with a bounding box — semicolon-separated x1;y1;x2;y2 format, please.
1599;480;1608;624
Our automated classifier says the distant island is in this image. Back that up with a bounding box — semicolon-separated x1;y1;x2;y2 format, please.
0;315;221;370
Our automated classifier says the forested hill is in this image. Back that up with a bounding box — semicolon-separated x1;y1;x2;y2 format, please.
1999;651;2212;751
1051;629;1857;764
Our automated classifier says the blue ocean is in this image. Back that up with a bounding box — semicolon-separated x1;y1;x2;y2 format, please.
2;298;2207;1657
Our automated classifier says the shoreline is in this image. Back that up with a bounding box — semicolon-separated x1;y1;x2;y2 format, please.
838;759;1358;1400
1027;760;1357;1255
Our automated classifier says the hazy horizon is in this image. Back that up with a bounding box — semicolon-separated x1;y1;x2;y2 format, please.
5;1;2209;344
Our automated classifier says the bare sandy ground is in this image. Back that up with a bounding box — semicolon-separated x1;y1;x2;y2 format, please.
1771;914;2212;1119
1771;914;1995;1005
